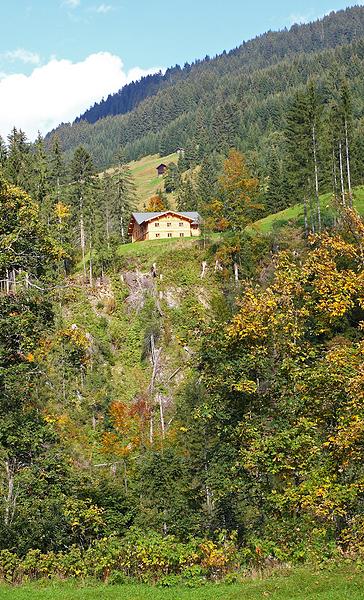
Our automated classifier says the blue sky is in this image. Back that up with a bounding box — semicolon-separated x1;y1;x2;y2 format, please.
1;1;356;72
0;1;359;139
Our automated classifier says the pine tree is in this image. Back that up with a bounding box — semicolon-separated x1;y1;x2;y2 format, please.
49;135;66;201
69;146;95;280
164;162;180;193
0;135;7;168
31;133;50;213
176;177;198;211
110;150;137;242
266;151;291;213
306;80;322;231
195;153;222;214
285;87;322;233
5;128;32;191
339;80;353;206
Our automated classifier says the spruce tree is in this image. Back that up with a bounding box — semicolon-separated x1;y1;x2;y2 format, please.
110;150;137;242
31;133;50;213
0;135;7;168
5;128;32;191
69;146;95;280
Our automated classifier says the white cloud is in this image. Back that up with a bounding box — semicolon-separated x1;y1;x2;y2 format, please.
95;3;112;13
3;48;40;65
287;13;312;25
0;52;163;141
287;9;335;27
63;0;80;8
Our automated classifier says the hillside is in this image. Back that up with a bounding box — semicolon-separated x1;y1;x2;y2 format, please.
106;152;178;208
47;6;364;170
3;170;364;581
254;186;364;233
5;4;364;589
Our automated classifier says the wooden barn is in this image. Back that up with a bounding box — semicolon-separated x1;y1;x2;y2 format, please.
156;163;167;176
128;211;201;243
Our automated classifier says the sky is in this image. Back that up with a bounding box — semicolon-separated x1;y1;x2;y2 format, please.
0;1;359;140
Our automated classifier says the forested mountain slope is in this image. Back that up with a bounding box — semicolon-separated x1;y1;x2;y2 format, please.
71;4;364;127
47;6;364;169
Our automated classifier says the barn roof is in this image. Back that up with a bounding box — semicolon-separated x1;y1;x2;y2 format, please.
128;211;201;235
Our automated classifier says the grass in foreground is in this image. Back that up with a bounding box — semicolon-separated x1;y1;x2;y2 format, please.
1;566;363;600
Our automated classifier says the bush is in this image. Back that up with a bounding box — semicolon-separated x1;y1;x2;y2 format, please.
0;529;242;585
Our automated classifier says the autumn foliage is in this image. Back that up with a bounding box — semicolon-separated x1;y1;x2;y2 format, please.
145;194;166;212
204;150;262;232
198;207;364;557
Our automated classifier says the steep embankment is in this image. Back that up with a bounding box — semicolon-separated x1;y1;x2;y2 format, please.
58;237;220;466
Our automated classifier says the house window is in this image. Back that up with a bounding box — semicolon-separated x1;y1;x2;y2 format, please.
167;222;172;227
180;233;184;237
179;222;184;227
167;233;172;238
156;233;160;238
155;222;160;227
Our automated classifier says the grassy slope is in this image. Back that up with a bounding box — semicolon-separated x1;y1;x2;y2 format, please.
254;186;364;233
2;566;363;599
106;153;178;209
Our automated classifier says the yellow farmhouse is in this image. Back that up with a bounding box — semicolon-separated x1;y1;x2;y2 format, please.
128;211;201;243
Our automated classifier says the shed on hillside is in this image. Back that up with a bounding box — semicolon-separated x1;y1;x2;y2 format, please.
156;163;167;176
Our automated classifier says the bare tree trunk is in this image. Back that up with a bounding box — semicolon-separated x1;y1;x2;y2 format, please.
120;214;125;242
106;204;110;249
148;334;161;446
344;118;353;208
149;415;154;446
204;452;213;517
339;141;346;207
332;146;338;201
4;460;16;526
233;262;239;282
308;188;315;234
312;123;321;232
159;394;165;439
303;196;309;237
80;210;87;282
89;232;93;287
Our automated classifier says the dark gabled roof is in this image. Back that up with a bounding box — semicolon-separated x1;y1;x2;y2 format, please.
128;211;201;234
156;163;167;168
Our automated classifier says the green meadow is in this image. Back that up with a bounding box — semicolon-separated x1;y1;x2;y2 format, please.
1;566;363;600
254;186;364;233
